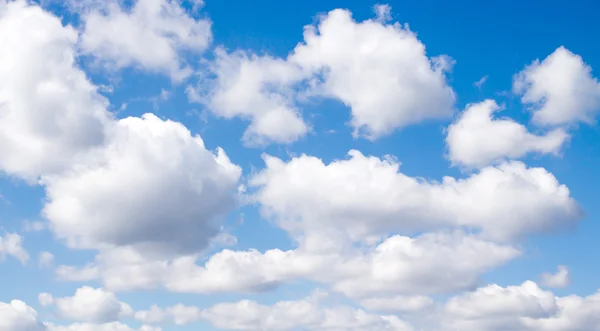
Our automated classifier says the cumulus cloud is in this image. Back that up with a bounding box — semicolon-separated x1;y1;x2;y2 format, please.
79;0;212;80
442;280;600;331
250;150;582;243
514;46;600;126
191;6;455;144
201;291;412;331
42;113;241;256
290;8;455;139
0;0;112;182
446;100;569;168
191;49;308;145
38;252;55;268
46;322;161;331
57;231;517;298
0;233;29;264
38;287;133;323
540;265;571;289
0;300;46;331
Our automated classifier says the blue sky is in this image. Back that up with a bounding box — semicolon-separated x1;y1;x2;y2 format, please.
1;0;600;330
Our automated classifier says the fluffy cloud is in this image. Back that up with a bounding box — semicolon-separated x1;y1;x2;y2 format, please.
0;233;29;264
0;300;45;331
79;0;212;80
135;304;202;326
442;280;600;331
46;323;160;331
0;0;112;182
514;46;600;126
290;8;455;139
250;150;582;243
192;6;455;144
358;295;434;314
540;265;571;289
38;287;133;323
41;113;241;256
446;100;569;168
57;231;516;299
38;252;55;268
192;49;308;145
201;292;413;331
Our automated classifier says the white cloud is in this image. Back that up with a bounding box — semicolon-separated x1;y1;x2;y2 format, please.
0;0;112;182
135;304;202;326
514;46;600;126
46;322;160;331
290;8;455;139
446;100;569;168
79;0;212;80
540;265;571;289
192;6;455;144
474;75;489;89
250;150;581;243
0;300;46;331
61;231;515;298
358;295;434;314
442;280;600;331
41;113;241;256
191;49;308;145
201;292;413;331
38;287;133;323
0;233;29;264
38;252;55;268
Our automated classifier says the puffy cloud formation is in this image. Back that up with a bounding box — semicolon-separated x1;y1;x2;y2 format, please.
0;0;112;182
514;46;600;126
290;8;455;139
442;280;600;331
38;287;133;323
446;100;569;168
192;6;455;143
38;252;55;268
0;1;241;259
540;265;571;288
46;323;161;331
193;49;308;145
79;0;212;80
250;150;582;242
0;300;45;331
137;291;413;330
0;233;29;264
42;113;241;255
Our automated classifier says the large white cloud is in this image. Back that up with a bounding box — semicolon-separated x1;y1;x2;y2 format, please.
190;49;308;145
38;287;133;323
79;0;212;80
442;280;600;331
42;113;241;255
290;8;456;139
191;6;455;144
56;231;517;299
540;265;571;289
514;46;600;126
46;323;160;331
250;150;582;243
446;100;569;168
0;0;112;182
138;291;414;330
0;233;29;264
0;300;46;331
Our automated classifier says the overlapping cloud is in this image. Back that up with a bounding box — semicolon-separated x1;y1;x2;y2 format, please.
1;0;600;330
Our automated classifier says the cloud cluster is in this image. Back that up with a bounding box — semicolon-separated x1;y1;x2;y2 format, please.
0;0;241;260
79;0;212;80
191;7;455;144
2;1;600;331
